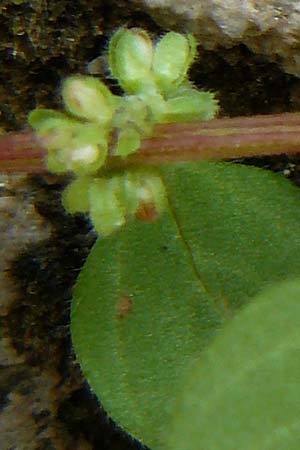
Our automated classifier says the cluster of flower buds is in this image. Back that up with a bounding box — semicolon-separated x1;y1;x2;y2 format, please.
28;27;218;235
62;168;167;235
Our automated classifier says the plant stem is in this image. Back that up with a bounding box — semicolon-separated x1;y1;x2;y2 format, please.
0;132;45;172
122;112;300;166
1;112;300;173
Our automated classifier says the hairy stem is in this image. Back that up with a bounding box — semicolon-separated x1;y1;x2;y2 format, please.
123;112;300;166
1;112;300;172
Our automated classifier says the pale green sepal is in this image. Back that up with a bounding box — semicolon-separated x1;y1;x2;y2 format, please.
133;170;167;214
186;34;198;68
67;143;107;176
89;178;125;236
140;171;167;214
28;112;79;150
120;170;141;214
162;90;219;122
114;128;141;157
70;123;108;147
108;27;154;94
46;149;69;173
121;169;167;217
62;177;91;213
62;76;116;124
47;144;107;176
153;32;195;93
138;92;168;123
112;96;150;135
28;108;67;130
45;125;108;175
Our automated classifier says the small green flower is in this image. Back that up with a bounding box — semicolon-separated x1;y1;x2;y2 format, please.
62;76;118;124
109;27;154;95
89;177;126;236
28;27;219;236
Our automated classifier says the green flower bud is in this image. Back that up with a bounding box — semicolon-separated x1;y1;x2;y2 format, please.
82;169;167;236
89;178;125;236
121;169;167;218
28;109;78;149
62;177;91;214
135;171;167;215
39;119;109;174
67;143;105;175
46;142;106;175
109;27;154;94
62;76;117;124
152;32;197;93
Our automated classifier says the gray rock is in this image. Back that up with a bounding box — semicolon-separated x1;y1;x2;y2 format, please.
134;0;300;76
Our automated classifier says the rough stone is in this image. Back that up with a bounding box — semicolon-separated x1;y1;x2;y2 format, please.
133;0;300;77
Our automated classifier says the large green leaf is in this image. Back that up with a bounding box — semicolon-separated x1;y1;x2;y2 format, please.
71;162;300;448
166;279;300;450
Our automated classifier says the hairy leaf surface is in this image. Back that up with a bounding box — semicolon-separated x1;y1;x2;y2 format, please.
71;162;300;448
166;279;300;450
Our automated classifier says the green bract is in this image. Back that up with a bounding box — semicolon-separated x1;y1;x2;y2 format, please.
28;27;219;236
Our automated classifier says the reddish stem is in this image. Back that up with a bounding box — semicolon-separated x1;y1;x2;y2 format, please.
1;112;300;173
0;132;45;172
124;112;300;166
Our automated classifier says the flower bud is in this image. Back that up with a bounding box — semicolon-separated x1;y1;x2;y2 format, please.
67;138;108;175
122;169;167;218
62;177;91;214
89;178;125;236
152;32;197;93
135;171;167;216
28;109;78;149
109;27;154;94
62;76;116;124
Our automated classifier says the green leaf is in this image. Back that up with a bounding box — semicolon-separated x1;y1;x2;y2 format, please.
166;279;300;450
71;162;300;448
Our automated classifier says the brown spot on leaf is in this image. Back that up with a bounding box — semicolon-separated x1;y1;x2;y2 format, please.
117;296;133;319
135;202;159;222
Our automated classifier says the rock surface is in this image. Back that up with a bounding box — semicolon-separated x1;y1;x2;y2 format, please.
133;0;300;77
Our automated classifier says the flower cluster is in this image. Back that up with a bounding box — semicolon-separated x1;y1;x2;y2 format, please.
28;28;218;235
